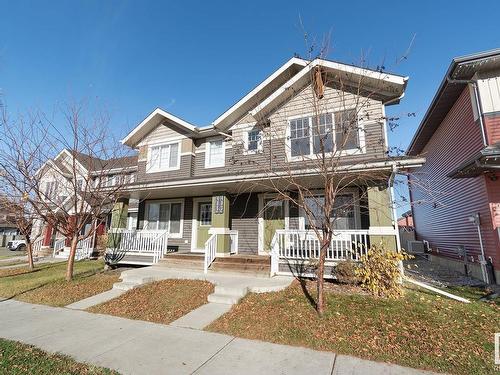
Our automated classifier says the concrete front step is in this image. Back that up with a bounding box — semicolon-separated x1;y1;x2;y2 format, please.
214;285;248;297
207;293;243;305
112;281;140;291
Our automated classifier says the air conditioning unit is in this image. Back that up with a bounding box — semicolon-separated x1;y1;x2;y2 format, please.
407;241;425;254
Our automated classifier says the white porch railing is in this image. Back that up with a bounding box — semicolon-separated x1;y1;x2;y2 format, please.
32;238;43;256
229;230;238;255
107;229;168;264
76;236;94;260
52;238;65;257
271;229;370;276
204;233;217;274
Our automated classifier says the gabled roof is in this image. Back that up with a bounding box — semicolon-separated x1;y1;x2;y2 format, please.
122;108;199;148
407;48;500;156
250;58;408;119
122;56;409;145
212;57;308;130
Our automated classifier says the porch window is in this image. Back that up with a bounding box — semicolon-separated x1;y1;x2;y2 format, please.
302;194;356;230
147;142;180;172
205;139;225;168
145;201;182;236
199;202;212;226
288;110;359;158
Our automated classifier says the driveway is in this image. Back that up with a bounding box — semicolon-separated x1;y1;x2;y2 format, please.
0;246;25;258
0;300;437;375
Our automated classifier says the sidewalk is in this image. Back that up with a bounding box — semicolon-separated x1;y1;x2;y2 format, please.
0;300;437;375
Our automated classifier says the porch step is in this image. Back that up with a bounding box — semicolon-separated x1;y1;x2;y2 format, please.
214;255;270;265
209;257;270;277
157;253;204;270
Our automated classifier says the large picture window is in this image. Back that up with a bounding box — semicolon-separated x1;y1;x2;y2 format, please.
302;193;356;230
147;142;180;172
205;139;225;168
288;109;359;158
145;201;183;236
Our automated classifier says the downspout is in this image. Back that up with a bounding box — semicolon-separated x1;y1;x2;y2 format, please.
446;77;488;146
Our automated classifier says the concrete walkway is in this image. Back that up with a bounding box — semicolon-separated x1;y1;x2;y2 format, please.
0;300;437;375
66;266;295;329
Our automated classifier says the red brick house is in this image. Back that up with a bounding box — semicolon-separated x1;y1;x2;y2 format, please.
408;49;500;284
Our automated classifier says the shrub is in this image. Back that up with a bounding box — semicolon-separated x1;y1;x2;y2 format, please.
335;260;359;285
355;243;412;298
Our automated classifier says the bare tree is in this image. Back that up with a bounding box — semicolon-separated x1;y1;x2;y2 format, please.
0;103;132;280
230;40;420;314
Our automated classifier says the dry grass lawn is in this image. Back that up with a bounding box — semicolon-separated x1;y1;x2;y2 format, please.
0;260;119;306
207;280;500;375
89;279;214;325
0;338;119;374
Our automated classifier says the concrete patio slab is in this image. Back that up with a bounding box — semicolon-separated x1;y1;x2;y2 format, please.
170;302;232;330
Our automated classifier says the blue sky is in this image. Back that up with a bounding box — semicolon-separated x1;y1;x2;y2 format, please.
1;0;499;213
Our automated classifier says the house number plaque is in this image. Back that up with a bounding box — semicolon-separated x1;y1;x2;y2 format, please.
214;195;224;214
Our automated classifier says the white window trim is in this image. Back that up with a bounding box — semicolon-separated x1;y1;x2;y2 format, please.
143;198;184;238
298;189;362;231
204;138;226;168
146;141;181;173
243;128;263;155
285;109;366;161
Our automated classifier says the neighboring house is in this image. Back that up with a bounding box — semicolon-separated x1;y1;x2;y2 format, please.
35;149;138;258
101;56;423;275
407;49;500;284
397;210;414;228
0;201;21;247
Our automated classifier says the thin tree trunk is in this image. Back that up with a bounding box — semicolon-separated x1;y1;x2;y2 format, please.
316;234;330;315
65;235;79;281
26;241;34;271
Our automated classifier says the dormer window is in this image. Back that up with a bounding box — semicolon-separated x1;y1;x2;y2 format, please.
147;141;180;173
245;128;262;153
205;139;225;168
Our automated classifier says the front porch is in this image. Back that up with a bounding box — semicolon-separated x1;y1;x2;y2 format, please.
107;185;400;277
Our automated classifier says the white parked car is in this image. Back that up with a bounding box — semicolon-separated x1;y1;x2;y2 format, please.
7;239;26;251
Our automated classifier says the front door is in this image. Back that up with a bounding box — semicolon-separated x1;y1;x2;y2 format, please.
263;198;285;251
196;201;212;249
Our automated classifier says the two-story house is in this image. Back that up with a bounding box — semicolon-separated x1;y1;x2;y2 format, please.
408;49;500;284
106;57;423;275
35;149;138;259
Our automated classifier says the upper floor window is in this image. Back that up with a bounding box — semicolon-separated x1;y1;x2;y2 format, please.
205;139;225;168
288;109;360;158
245;128;262;153
147;142;180;173
44;181;58;199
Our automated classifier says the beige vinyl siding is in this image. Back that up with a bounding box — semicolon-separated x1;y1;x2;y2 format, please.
228;83;387;173
136;122;194;181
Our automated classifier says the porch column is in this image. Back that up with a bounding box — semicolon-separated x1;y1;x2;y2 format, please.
367;185;397;251
210;192;231;256
108;198;129;249
111;198;129;229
